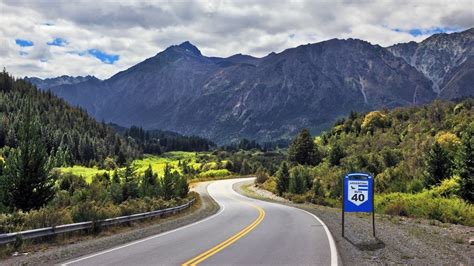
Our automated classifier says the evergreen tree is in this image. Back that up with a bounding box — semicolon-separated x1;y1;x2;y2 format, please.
329;142;345;166
174;175;189;198
161;164;175;200
141;164;158;197
289;166;308;194
424;141;453;186
288;128;320;166
2;106;55;211
276;162;290;195
457;133;473;203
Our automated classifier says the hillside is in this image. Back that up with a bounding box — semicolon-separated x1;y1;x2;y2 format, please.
260;98;473;225
0;70;139;166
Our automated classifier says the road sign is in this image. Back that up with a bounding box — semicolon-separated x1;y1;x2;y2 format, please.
342;173;375;237
344;174;373;212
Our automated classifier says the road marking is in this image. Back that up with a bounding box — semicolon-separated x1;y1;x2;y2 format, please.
182;199;265;266
230;180;339;266
61;182;227;266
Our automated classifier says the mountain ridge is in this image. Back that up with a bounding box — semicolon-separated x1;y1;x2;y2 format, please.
26;28;473;144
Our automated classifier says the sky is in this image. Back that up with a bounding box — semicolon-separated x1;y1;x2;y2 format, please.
1;0;473;80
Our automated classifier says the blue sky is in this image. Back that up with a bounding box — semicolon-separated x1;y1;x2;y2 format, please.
392;27;461;37
15;39;34;47
47;37;68;46
85;49;119;64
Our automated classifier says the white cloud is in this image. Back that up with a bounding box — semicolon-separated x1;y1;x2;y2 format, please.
0;0;472;79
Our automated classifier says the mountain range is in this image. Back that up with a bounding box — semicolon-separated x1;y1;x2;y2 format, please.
27;28;474;144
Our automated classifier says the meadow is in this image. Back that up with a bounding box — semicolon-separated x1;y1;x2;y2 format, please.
57;151;231;182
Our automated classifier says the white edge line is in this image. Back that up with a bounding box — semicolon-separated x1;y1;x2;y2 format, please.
61;181;226;266
231;178;339;266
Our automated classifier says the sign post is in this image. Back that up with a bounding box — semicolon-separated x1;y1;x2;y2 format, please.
342;173;375;238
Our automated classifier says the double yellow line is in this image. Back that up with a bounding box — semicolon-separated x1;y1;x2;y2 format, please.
182;199;265;266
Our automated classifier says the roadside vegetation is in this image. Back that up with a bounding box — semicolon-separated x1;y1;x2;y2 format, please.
256;99;474;226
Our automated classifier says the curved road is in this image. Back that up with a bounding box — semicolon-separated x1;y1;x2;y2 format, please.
62;178;337;265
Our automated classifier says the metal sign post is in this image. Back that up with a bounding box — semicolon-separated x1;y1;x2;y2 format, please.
342;173;375;238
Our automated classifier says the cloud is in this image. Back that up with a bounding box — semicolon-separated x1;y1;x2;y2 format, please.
15;39;34;47
47;37;68;46
0;0;472;79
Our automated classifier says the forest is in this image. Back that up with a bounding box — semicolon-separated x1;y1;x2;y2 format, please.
257;99;473;225
0;70;192;234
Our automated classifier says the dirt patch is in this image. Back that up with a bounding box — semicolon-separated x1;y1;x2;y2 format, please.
1;182;219;265
236;181;474;265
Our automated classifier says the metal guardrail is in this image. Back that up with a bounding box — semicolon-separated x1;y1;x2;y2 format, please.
0;197;196;245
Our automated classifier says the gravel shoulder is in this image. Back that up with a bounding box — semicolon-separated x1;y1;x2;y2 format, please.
1;181;219;265
235;180;474;265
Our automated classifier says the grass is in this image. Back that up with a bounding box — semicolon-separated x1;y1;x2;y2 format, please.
56;166;113;183
56;151;232;183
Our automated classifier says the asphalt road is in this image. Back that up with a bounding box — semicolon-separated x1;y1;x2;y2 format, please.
62;178;338;266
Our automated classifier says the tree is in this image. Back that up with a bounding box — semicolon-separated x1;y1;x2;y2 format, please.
276;162;290;195
161;164;175;200
457;133;473;203
2;106;55;211
424;141;453;186
329;142;345;166
289;166;308;194
141;165;158;197
174;175;189;198
288;128;320;166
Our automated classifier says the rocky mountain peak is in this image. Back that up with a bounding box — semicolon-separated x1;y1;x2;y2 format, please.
177;41;202;56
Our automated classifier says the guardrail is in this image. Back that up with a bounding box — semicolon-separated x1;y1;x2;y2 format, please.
0;197;196;245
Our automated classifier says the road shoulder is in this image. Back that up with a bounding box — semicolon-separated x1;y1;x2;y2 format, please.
234;180;473;265
1;181;220;266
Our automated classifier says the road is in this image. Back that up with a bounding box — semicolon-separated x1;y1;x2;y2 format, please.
62;178;338;266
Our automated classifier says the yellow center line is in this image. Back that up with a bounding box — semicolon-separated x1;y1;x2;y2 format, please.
181;197;266;266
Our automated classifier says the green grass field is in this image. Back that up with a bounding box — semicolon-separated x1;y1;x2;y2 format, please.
57;165;113;183
56;151;231;183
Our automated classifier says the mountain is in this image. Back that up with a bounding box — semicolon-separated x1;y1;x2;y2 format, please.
28;29;473;144
0;70;139;166
24;75;99;90
387;28;473;97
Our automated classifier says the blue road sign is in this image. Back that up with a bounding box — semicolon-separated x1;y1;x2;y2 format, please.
343;173;373;212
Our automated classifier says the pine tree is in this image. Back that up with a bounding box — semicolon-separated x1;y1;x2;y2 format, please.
288;128;321;166
457;133;473;203
2;105;55;211
424;141;453;186
161;164;175;200
276;162;290;195
174;175;189;198
141;164;157;197
289;166;307;194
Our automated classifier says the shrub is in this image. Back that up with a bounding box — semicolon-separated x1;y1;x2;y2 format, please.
24;207;73;228
255;167;269;184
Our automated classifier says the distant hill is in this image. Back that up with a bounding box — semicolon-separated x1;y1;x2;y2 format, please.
0;70;139;166
109;124;216;154
27;28;473;144
24;75;99;90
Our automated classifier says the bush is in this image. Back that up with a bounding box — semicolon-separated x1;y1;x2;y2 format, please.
375;191;474;226
255;168;269;184
24;207;73;228
198;169;231;178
